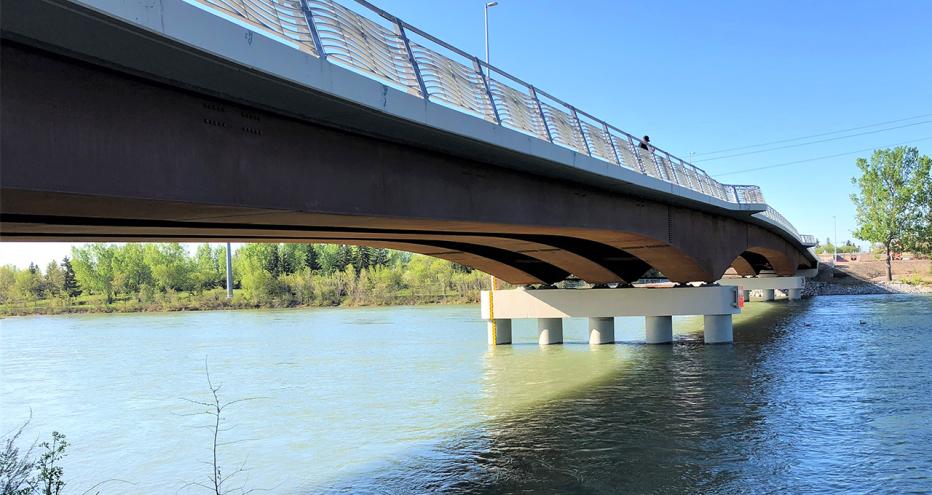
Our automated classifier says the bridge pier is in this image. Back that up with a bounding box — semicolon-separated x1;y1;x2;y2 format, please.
487;319;512;345
787;288;802;300
538;318;564;345
482;286;740;346
645;316;673;344
588;317;615;345
761;289;776;301
703;315;733;344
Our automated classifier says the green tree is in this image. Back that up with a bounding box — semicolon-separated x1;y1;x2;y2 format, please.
61;257;81;298
0;265;17;306
192;244;223;292
280;244;306;275
144;243;193;292
44;260;65;300
337;245;353;273
71;244;116;303
303;244;320;271
851;147;932;280
352;246;371;274
234;244;284;303
113;244;152;297
371;248;389;268
13;268;43;305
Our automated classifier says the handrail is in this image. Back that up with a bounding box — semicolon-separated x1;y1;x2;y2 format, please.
186;0;814;247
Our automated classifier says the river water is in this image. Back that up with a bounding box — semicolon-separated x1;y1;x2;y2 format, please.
1;294;931;494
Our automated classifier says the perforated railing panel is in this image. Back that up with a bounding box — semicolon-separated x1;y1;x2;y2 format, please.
196;0;318;55
489;80;548;140
308;0;421;94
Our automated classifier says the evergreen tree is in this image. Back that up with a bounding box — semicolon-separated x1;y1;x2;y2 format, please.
61;257;81;298
45;260;66;299
336;245;353;272
264;244;282;277
303;244;320;271
353;246;371;273
371;248;389;267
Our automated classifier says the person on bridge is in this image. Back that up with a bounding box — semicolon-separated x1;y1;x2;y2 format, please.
639;135;653;152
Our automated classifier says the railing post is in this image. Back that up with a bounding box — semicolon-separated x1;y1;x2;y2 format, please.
569;106;592;156
529;86;553;143
395;20;429;100
300;0;326;60
604;123;622;165
664;153;680;185
732;185;741;204
627;135;647;174
473;57;501;125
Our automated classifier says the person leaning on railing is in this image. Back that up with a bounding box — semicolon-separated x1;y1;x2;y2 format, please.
638;135;653;152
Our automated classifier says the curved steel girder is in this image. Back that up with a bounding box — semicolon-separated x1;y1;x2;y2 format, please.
745;247;796;276
729;255;758;276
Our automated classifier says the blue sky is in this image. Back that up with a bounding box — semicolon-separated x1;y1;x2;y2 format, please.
1;0;930;267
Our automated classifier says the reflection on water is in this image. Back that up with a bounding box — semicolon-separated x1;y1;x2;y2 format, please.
2;296;931;494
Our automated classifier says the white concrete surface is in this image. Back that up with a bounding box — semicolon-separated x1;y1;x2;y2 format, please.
588;317;615;345
487;319;512;345
481;287;740;320
787;288;802;300
703;315;733;344
645;315;673;344
538;318;563;345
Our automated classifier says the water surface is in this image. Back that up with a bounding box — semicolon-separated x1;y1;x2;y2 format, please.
2;295;930;493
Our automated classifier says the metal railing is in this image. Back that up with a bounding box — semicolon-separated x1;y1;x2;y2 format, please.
188;0;815;245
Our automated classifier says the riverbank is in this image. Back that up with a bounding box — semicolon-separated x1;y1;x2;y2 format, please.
804;262;932;296
0;288;482;318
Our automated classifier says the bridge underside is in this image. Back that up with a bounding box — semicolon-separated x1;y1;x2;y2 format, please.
0;42;813;284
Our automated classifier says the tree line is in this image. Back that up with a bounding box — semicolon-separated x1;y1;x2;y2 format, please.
0;243;490;314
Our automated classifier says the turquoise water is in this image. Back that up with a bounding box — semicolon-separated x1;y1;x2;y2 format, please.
1;295;930;493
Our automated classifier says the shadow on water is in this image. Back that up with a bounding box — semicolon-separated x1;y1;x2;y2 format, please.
311;301;833;494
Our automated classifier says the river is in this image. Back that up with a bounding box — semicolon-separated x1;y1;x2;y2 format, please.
1;294;930;494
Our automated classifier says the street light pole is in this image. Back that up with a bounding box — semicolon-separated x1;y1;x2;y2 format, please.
484;1;498;67
225;242;233;299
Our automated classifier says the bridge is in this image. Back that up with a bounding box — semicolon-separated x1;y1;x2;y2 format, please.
0;0;818;344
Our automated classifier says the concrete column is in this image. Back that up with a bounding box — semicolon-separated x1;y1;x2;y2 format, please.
588;317;614;345
487;319;512;345
703;314;733;344
787;288;801;300
645;315;673;344
743;290;751;303
762;289;775;301
537;318;563;345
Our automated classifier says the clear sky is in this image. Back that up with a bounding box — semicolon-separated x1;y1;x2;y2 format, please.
1;0;930;268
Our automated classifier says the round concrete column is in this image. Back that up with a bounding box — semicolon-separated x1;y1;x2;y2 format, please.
762;289;776;301
743;290;751;303
537;318;564;345
487;319;512;345
645;315;673;344
703;314;733;344
787;288;802;300
588;317;615;345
